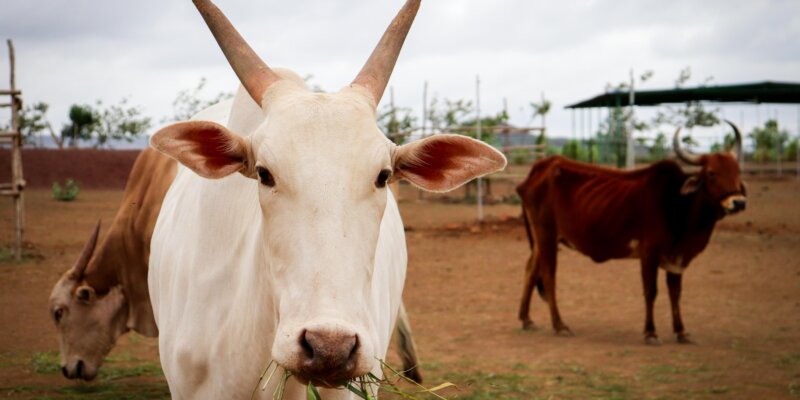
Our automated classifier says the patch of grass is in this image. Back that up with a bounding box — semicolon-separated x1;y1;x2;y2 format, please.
511;363;529;371
0;382;170;400
0;246;41;263
790;378;800;398
100;364;162;381
30;352;61;375
705;386;730;395
777;353;800;369
434;371;539;400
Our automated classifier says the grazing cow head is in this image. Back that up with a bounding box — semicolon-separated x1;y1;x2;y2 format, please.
674;120;747;215
48;222;129;381
151;0;505;386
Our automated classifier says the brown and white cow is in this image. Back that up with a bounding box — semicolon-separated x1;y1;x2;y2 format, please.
516;122;746;344
48;148;176;380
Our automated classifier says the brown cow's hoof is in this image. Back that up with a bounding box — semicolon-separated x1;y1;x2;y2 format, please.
555;327;574;337
676;333;694;344
521;320;537;331
644;335;661;345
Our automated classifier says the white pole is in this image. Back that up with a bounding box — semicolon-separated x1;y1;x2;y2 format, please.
476;75;483;223
626;68;636;168
776;109;782;177
421;81;428;137
796;105;799;179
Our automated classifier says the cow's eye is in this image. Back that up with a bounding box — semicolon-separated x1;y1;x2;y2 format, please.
375;169;392;188
256;166;275;187
53;308;64;324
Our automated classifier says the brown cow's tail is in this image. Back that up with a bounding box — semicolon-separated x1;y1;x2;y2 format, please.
520;205;546;301
395;302;423;383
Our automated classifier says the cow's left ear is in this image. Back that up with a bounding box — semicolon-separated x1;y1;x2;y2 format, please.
150;121;253;179
75;285;96;304
393;134;507;192
681;175;702;195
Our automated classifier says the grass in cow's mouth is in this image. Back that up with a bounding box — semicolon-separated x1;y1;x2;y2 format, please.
252;359;455;400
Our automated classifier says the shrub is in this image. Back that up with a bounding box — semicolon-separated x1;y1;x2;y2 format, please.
52;179;80;201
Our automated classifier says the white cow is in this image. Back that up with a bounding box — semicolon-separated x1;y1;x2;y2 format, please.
149;0;506;398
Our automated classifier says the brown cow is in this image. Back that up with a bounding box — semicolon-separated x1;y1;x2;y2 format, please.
516;121;746;344
48;147;423;382
48;148;176;380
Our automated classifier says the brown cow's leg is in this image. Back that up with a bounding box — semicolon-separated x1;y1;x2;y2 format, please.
539;238;571;336
666;272;692;344
641;258;660;345
518;248;541;330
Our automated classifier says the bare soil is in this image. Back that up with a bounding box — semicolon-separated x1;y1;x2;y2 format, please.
0;177;799;399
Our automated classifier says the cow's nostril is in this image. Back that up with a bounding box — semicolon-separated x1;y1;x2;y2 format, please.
299;329;314;360
61;366;69;379
76;360;84;379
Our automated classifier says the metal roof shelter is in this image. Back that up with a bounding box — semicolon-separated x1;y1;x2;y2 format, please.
565;81;800;109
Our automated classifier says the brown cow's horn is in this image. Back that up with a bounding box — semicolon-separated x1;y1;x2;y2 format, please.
724;120;743;161
193;0;281;106
352;0;421;105
673;127;702;166
69;220;101;280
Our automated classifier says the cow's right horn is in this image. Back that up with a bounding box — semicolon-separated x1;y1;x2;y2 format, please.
193;0;281;107
673;127;702;165
724;120;743;161
69;220;101;280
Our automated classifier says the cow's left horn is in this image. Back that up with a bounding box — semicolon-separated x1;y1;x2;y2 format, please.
724;120;743;161
193;0;281;106
352;0;421;105
69;220;101;280
673;127;702;165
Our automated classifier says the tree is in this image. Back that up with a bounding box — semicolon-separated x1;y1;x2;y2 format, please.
62;104;97;147
164;77;234;123
530;95;551;128
749;119;789;162
648;132;668;161
377;102;416;145
92;98;152;148
18;102;61;148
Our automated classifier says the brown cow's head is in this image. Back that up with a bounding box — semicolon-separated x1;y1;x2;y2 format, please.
674;121;747;215
48;222;129;381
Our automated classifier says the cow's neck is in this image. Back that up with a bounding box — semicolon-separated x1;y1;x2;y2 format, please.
668;184;720;262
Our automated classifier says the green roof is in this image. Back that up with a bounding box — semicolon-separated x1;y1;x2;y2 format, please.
565;81;800;109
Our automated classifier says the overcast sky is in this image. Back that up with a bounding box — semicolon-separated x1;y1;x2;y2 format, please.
1;0;799;147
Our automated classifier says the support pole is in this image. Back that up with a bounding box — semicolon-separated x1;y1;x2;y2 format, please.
626;69;636;169
475;75;483;223
419;81;428;201
7;39;24;261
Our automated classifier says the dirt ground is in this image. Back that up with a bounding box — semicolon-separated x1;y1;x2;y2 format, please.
0;177;799;399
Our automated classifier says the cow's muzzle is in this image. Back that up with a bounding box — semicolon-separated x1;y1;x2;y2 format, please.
721;194;747;214
294;327;360;386
61;359;97;381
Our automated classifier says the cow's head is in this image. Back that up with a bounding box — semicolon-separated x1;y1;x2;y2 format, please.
151;0;505;386
674;120;747;215
48;222;129;381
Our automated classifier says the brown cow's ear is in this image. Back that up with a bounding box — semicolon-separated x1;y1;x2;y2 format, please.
75;285;96;304
681;175;702;195
393;134;507;192
150;121;254;179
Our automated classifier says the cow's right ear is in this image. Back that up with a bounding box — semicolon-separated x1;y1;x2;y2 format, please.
150;121;253;179
681;175;702;195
